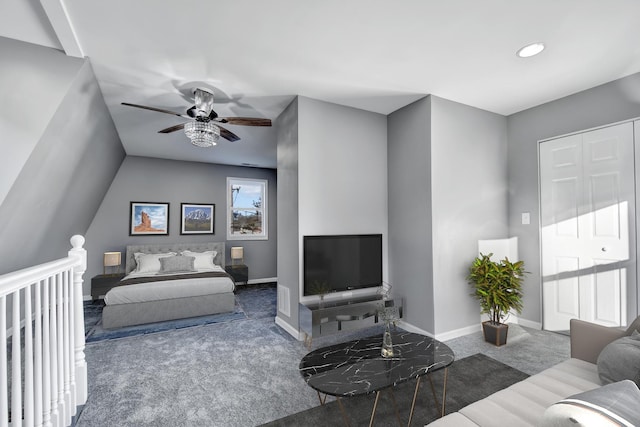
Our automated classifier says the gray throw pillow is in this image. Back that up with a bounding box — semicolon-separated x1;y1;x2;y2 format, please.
597;334;640;386
625;315;640;335
541;380;640;427
158;255;196;274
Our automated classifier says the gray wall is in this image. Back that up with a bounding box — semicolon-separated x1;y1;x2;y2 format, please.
298;97;388;299
388;97;434;333
84;156;277;296
0;55;125;274
430;96;508;335
276;97;299;327
388;96;508;337
0;37;84;205
275;96;388;334
508;72;640;324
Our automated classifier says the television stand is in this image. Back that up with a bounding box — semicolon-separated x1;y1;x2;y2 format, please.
299;295;402;347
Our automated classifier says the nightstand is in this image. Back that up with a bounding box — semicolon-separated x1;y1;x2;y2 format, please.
225;264;248;285
91;273;126;301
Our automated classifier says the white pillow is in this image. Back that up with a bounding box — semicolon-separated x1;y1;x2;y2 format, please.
134;252;176;273
181;250;217;269
541;380;640;427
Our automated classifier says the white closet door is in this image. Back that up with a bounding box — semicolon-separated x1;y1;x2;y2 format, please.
540;122;634;331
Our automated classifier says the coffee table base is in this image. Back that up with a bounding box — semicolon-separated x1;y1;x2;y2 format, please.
408;367;448;426
318;367;449;427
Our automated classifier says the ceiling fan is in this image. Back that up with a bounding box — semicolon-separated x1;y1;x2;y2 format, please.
121;87;271;147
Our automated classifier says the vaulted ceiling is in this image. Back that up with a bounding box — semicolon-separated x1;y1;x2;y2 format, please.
3;0;640;168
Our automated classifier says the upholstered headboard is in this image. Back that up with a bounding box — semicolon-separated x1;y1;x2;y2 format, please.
124;242;225;274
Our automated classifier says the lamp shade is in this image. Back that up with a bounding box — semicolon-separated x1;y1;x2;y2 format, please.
230;247;244;260
103;252;121;267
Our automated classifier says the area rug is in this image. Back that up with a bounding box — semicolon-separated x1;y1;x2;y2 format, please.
84;302;247;343
261;353;529;426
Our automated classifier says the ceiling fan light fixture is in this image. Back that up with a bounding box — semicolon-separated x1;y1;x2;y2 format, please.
184;120;220;147
193;87;215;117
516;42;545;58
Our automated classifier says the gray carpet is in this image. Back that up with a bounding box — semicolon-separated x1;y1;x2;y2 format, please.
444;323;570;376
261;353;529;426
76;285;570;426
77;284;329;427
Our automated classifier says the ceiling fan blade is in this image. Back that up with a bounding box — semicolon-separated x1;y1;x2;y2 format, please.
218;125;241;142
122;102;191;119
216;117;272;127
158;123;187;134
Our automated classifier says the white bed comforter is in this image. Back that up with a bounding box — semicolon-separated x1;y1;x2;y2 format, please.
104;266;234;305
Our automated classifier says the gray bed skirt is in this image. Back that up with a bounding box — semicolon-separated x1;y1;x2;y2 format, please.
102;292;235;329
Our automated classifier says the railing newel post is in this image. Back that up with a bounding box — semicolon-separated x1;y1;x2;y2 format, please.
68;236;87;406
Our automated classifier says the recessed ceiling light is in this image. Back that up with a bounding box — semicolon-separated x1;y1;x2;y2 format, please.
516;42;545;58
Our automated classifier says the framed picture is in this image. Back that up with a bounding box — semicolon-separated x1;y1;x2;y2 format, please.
181;203;215;235
130;202;169;235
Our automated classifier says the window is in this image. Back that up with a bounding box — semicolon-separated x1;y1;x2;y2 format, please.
227;177;268;240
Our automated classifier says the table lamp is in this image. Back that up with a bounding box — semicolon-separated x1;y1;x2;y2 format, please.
103;251;122;275
230;247;244;265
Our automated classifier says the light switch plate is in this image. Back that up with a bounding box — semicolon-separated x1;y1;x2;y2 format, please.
522;212;530;225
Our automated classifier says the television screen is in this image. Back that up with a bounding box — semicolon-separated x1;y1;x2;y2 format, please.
303;234;382;296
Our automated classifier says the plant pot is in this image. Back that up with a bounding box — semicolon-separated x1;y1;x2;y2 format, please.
482;321;509;346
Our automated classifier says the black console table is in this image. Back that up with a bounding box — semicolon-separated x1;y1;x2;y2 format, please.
299;295;402;345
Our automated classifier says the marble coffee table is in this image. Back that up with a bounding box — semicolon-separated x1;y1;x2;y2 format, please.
299;331;455;426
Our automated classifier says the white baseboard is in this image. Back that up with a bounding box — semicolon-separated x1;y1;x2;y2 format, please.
397;319;484;342
396;320;434;338
420;318;542;342
434;323;482;341
274;316;301;340
502;313;543;330
516;317;542;330
394;320;484;342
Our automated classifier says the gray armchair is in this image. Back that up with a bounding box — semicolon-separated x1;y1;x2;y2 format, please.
570;316;640;364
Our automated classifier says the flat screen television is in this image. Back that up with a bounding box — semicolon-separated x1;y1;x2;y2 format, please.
303;234;382;296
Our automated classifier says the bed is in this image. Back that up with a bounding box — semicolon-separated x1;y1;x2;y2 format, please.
101;242;236;329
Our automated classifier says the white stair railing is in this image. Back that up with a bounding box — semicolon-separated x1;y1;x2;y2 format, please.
0;236;87;427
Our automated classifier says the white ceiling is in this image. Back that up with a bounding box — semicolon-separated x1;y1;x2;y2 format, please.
3;0;640;169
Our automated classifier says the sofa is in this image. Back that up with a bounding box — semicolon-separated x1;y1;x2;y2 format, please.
428;317;640;426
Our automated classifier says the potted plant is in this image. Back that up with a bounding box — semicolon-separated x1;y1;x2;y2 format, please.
308;280;332;307
467;253;526;346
